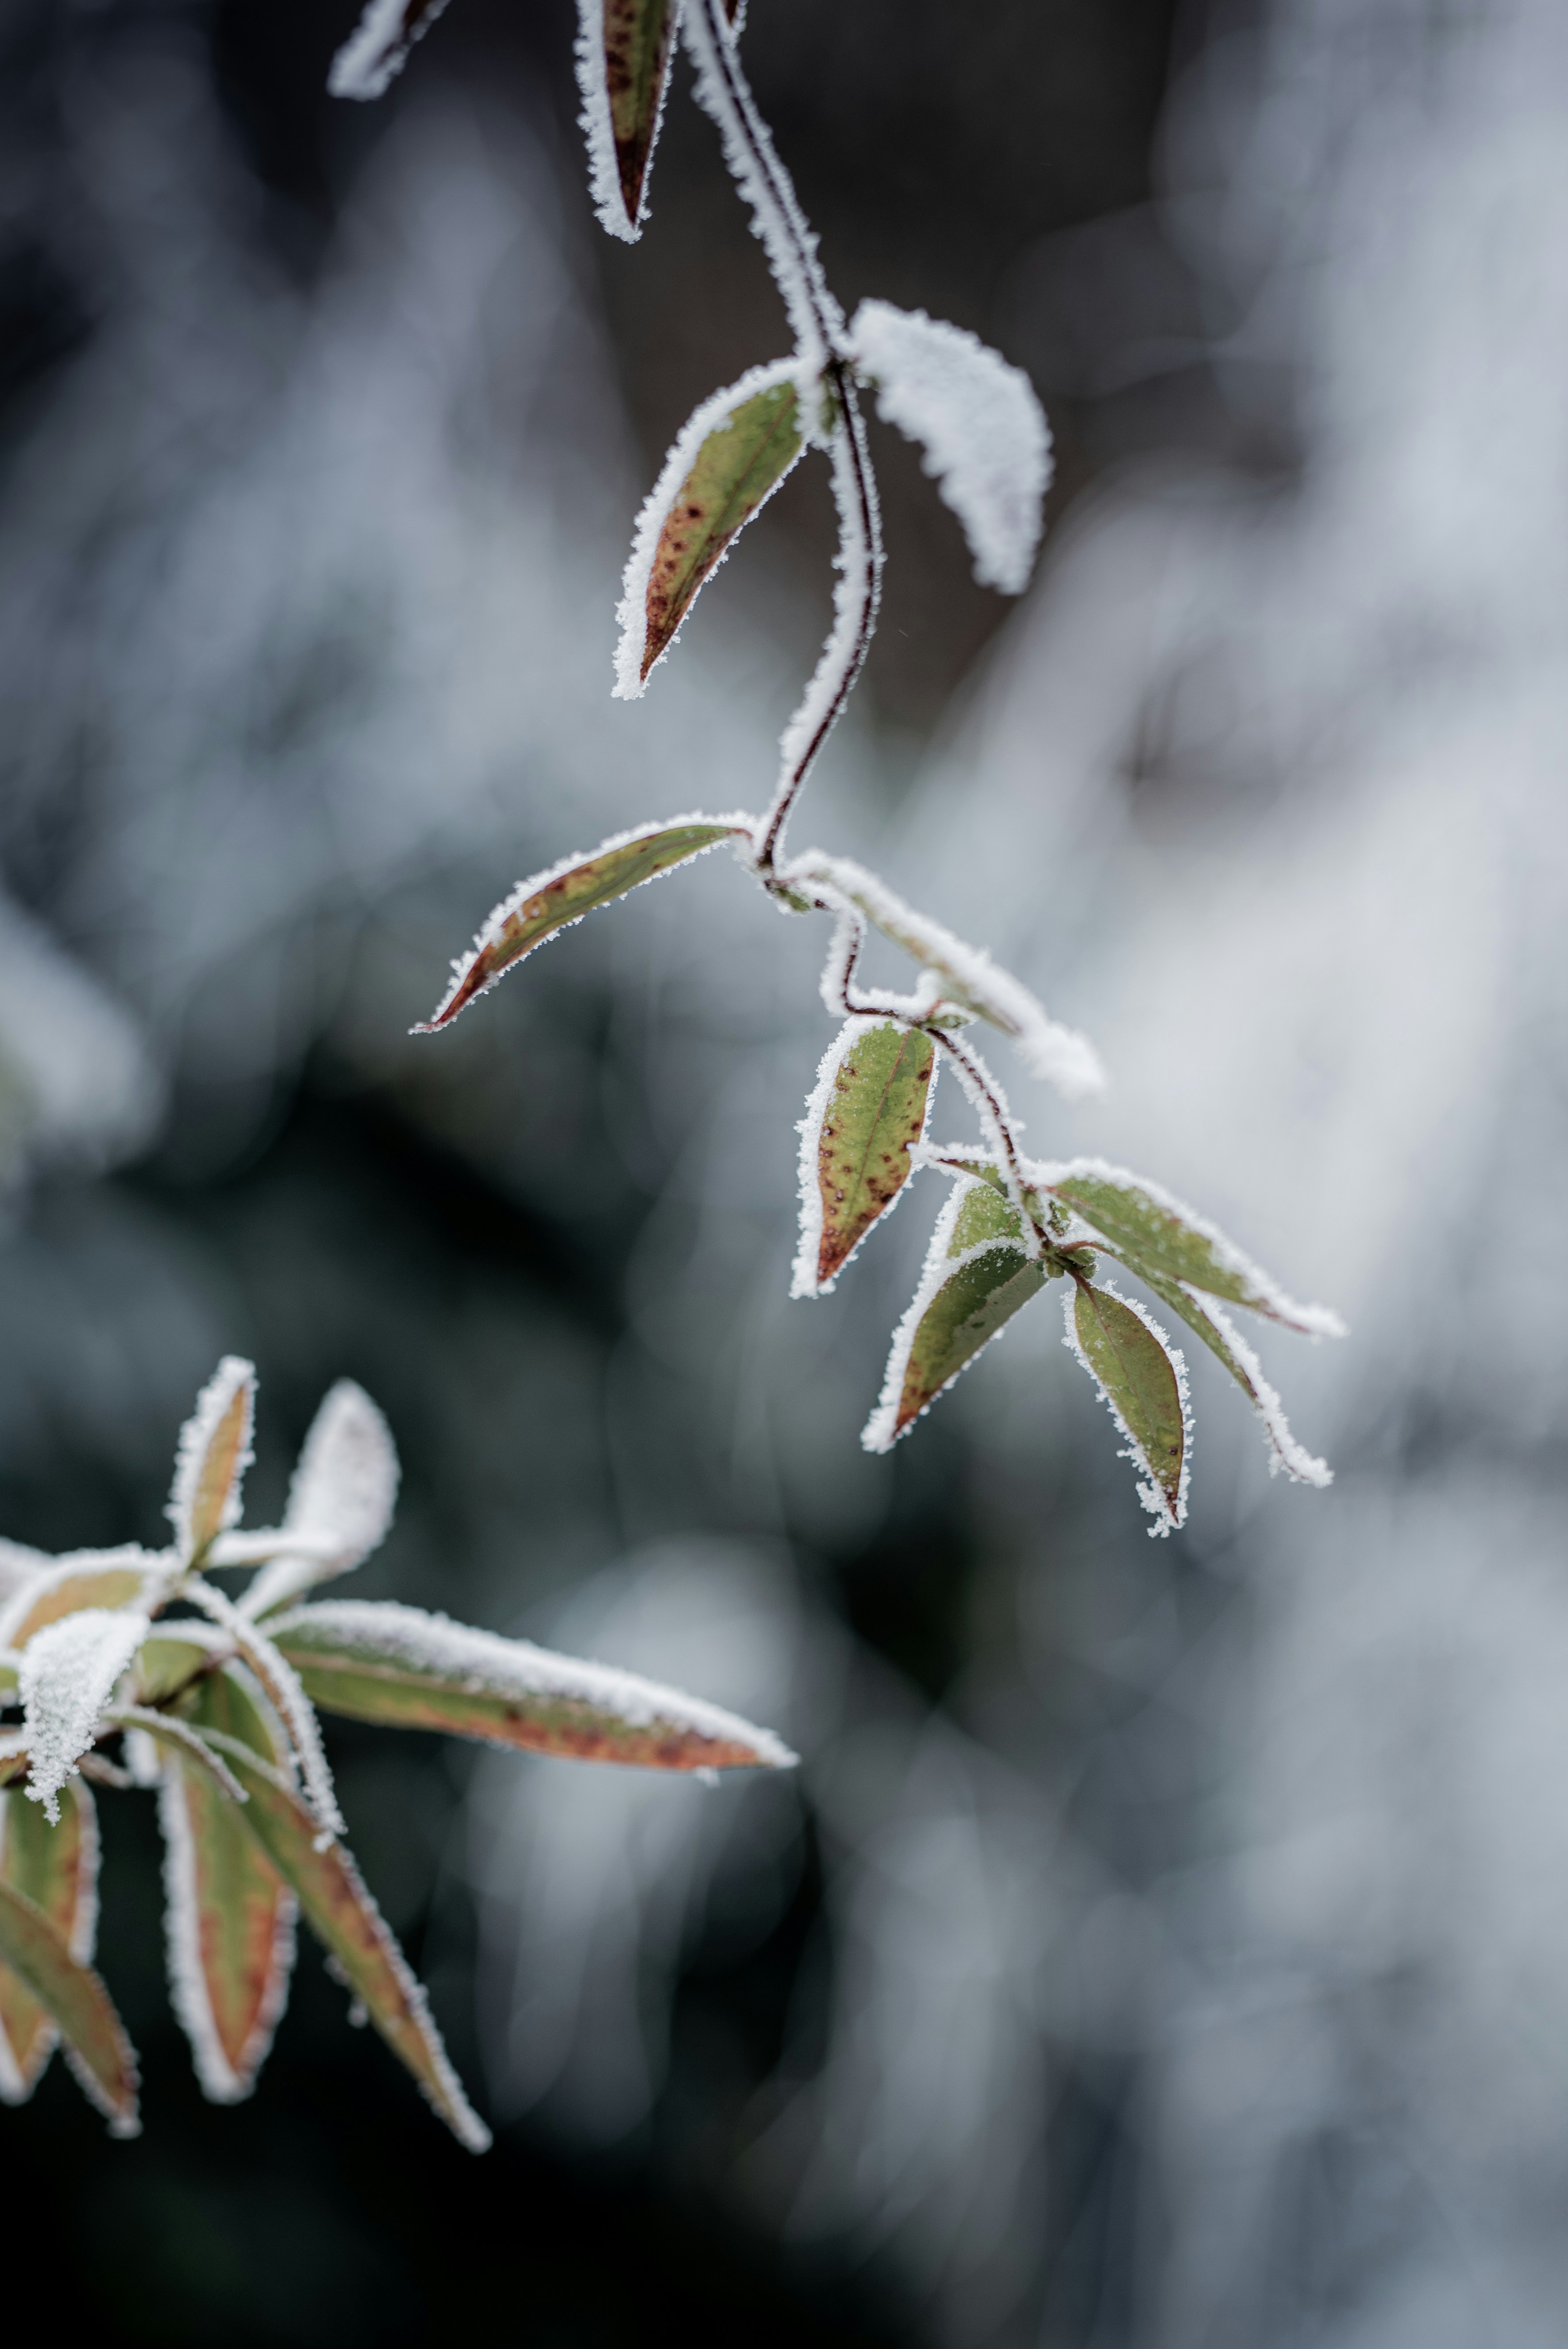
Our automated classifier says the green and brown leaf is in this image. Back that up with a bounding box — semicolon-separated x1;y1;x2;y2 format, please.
0;1782;97;2102
1068;1281;1187;1531
0;1872;137;2133
806;1021;934;1290
603;0;677;227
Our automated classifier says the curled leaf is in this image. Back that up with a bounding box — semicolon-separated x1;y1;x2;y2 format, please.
0;1782;99;2105
228;1381;400;1621
575;0;680;241
1041;1158;1345;1336
863;1178;1048;1450
848;300;1051;595
0;1875;138;2134
421;814;750;1031
195;1727;490;2152
328;0;453;102
169;1358;256;1564
268;1600;797;1770
793;1018;935;1297
614;360;806;696
1064;1280;1190;1535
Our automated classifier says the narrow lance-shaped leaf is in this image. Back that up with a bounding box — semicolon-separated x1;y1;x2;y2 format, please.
421;815;751;1032
863;1178;1049;1451
328;0;454;102
193;1726;490;2152
20;1607;151;1823
1040;1157;1345;1336
0;1544;166;1658
848;300;1052;595
225;1381;400;1621
0;1782;98;2105
793;1018;935;1297
169;1357;256;1564
137;1670;299;2104
0;1875;137;2134
574;0;680;242
1127;1269;1332;1488
268;1601;798;1770
187;1577;345;1843
1065;1280;1190;1536
614;360;806;696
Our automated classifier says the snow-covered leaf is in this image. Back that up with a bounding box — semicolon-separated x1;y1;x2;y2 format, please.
1128;1269;1332;1488
1041;1159;1345;1336
794;1018;935;1297
328;0;453;101
187;1580;343;1842
420;815;750;1032
268;1600;799;1771
229;1382;399;1622
20;1607;150;1824
614;361;806;696
0;1545;166;1655
862;1179;1048;1451
848;300;1051;594
0;1539;49;1602
194;1724;489;2151
0;1874;137;2135
0;1782;98;2106
790;852;1105;1097
575;0;681;241
149;1668;296;2105
168;1358;255;1564
1065;1281;1190;1536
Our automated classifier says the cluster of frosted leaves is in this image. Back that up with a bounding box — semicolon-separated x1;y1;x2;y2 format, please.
791;1065;1345;1534
0;1362;793;2143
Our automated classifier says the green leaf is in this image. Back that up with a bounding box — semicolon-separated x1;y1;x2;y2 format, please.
0;1782;98;2104
0;1547;161;1653
866;1189;1048;1449
634;371;804;685
603;0;677;228
421;818;749;1031
1048;1165;1340;1335
1067;1281;1189;1533
170;1358;255;1563
1125;1269;1331;1487
0;1874;138;2134
800;1021;934;1292
268;1601;797;1771
144;1670;297;2104
195;1727;490;2152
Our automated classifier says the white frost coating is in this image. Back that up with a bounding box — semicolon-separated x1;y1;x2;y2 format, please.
861;1179;1037;1454
790;1017;936;1300
20;1608;149;1823
158;1763;297;2104
849;301;1052;595
614;359;808;698
1023;1153;1346;1337
0;1544;166;1652
0;1540;50;1601
757;421;881;859
787;850;1106;1099
0;1779;99;2104
328;0;452;102
424;811;754;1029
682;0;841;362
168;1357;255;1562
1061;1280;1192;1538
1180;1291;1333;1488
267;1599;799;1769
187;1581;345;1844
238;1382;400;1622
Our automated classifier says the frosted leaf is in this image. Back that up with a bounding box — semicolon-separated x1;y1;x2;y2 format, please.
0;1875;139;2135
187;1581;344;1844
615;361;808;697
0;1541;50;1603
792;1018;936;1298
168;1358;255;1564
236;1382;400;1622
0;1545;166;1655
788;851;1105;1098
268;1599;799;1771
1127;1274;1332;1488
848;301;1052;594
574;0;682;243
0;1781;99;2106
1063;1281;1191;1536
328;0;452;101
20;1608;150;1824
862;1178;1049;1452
420;814;753;1032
